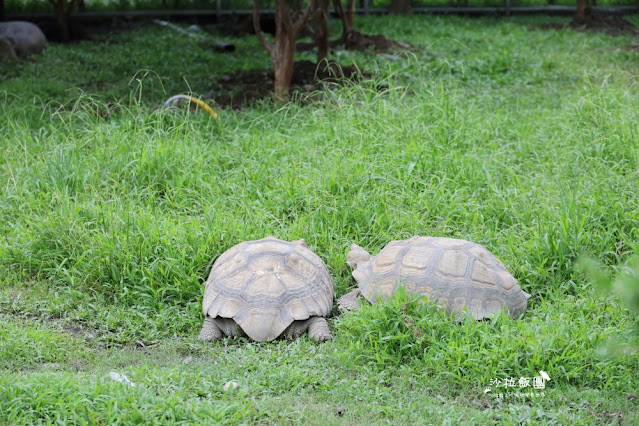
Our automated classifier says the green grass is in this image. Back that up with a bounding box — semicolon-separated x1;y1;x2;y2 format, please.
1;15;639;424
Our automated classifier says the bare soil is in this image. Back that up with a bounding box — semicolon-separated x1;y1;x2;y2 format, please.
344;30;413;52
532;10;639;37
569;10;639;36
297;30;413;53
209;60;366;108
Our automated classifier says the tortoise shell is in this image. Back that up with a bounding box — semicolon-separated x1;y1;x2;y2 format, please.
351;236;530;319
202;237;334;341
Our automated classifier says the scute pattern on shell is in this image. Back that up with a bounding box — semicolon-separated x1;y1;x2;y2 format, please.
202;237;334;341
353;236;529;319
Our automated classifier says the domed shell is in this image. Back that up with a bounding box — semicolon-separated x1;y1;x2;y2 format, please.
352;236;529;319
202;237;334;341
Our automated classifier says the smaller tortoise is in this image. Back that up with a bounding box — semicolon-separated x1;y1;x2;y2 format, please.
338;236;530;319
199;237;334;343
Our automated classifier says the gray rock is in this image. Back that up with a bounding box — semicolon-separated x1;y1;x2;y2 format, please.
0;21;47;59
223;381;239;391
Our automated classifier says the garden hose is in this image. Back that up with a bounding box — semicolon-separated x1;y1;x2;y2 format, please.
163;94;218;119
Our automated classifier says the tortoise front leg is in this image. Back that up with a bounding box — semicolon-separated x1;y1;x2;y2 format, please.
337;289;362;313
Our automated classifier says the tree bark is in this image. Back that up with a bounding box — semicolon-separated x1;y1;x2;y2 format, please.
273;0;295;100
313;0;329;62
389;0;411;14
49;0;80;42
253;0;318;102
53;0;71;42
576;0;586;18
273;31;296;101
333;0;356;41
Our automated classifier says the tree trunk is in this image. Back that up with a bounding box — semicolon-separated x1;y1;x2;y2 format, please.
345;0;355;34
272;0;295;101
389;0;411;14
54;1;72;42
576;0;586;18
49;0;79;42
333;0;355;41
253;0;318;102
0;0;5;22
273;32;296;101
314;0;329;62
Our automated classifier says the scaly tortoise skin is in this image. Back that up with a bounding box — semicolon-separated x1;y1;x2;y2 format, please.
338;236;530;319
198;237;334;342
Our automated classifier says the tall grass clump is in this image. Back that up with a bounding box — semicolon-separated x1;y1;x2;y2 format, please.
336;288;638;392
580;254;639;351
1;101;228;308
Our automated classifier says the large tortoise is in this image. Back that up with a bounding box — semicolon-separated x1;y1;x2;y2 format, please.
198;237;334;342
338;236;530;319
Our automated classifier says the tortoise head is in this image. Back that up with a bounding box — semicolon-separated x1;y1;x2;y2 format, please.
346;243;371;270
292;238;308;248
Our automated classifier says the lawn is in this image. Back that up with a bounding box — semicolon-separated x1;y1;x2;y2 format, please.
1;14;638;424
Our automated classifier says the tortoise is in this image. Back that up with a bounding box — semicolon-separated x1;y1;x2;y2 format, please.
338;236;530;319
198;237;334;342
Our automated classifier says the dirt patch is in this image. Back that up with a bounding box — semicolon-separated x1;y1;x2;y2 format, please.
297;30;413;53
531;10;639;37
209;60;366;108
569;10;639;36
63;325;90;337
344;31;412;52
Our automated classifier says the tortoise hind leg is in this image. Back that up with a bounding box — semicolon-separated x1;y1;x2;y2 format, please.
307;317;332;342
282;317;332;342
213;317;245;338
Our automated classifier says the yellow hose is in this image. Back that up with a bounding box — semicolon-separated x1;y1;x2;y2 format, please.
163;94;218;119
187;97;218;119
